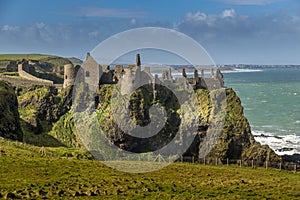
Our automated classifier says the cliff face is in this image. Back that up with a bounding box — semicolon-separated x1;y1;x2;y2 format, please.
0;81;23;141
194;88;281;165
0;79;280;165
93;85;280;165
18;85;72;133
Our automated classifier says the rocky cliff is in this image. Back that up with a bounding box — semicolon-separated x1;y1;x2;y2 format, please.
0;81;23;141
92;84;281;166
0;80;281;166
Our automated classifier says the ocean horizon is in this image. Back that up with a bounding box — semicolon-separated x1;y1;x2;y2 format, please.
223;68;300;156
167;67;300;156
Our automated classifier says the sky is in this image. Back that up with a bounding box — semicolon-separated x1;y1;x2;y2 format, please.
0;0;300;64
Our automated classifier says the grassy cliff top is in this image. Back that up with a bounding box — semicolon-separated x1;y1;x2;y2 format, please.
0;54;72;69
0;137;299;199
0;54;59;61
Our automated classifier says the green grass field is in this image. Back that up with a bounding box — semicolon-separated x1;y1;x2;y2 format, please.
0;138;300;199
0;54;57;61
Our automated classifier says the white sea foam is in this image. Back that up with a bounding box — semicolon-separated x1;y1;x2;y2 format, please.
252;130;300;155
222;69;263;73
152;68;263;77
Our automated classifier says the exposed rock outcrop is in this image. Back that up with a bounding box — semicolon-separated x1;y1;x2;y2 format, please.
0;81;23;141
0;77;280;166
89;85;280;166
18;85;73;133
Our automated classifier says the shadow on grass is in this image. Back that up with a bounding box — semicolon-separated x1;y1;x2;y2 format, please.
21;119;66;147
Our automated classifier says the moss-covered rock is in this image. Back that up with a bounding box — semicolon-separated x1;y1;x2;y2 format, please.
10;80;280;166
195;88;280;165
18;85;73;133
49;112;84;149
0;81;23;141
92;85;280;166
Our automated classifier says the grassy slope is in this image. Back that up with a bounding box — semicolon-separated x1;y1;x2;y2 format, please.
0;54;71;76
0;138;300;199
0;54;56;61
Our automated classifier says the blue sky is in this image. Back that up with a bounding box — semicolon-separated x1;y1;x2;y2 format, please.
0;0;300;64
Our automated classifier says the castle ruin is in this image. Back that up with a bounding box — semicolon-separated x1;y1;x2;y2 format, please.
17;60;53;85
63;52;225;92
1;52;224;91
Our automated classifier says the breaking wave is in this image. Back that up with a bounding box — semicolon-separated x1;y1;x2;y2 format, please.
253;131;300;155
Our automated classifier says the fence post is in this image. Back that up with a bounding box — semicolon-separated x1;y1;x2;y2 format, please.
227;158;229;167
294;164;297;173
192;156;194;164
239;160;242;168
204;157;206;165
279;162;282;171
252;160;254;168
181;155;183;163
265;161;268;170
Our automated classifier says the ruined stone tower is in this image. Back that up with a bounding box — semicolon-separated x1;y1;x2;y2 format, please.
120;54;142;95
63;64;76;88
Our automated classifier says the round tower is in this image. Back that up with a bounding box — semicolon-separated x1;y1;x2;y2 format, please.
63;64;76;88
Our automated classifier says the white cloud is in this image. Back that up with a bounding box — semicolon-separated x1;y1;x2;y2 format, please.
2;25;19;32
215;0;281;5
88;31;99;38
1;6;300;64
62;7;148;18
221;9;236;18
185;12;207;21
175;8;300;64
36;22;45;29
130;18;137;25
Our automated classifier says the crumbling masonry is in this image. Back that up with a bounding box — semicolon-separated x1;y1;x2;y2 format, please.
63;53;225;92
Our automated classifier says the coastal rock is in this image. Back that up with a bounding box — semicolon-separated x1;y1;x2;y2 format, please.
186;88;281;165
18;85;73;133
12;80;281;166
91;85;280;165
0;81;23;141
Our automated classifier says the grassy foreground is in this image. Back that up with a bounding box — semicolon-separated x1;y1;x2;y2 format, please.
1;154;300;199
1;157;300;199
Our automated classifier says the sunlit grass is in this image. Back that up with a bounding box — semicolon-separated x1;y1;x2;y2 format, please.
0;138;300;199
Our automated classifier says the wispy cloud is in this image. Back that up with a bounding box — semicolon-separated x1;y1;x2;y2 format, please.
0;19;144;58
1;7;300;64
214;0;281;5
175;8;300;63
2;25;19;32
62;6;148;18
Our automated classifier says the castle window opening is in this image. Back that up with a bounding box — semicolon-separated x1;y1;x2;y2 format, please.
86;71;90;77
65;75;67;79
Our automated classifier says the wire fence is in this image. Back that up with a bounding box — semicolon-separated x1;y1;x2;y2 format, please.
98;153;299;173
24;146;300;173
178;156;299;173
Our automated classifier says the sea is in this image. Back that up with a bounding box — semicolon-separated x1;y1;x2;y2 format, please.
223;68;300;156
154;67;300;156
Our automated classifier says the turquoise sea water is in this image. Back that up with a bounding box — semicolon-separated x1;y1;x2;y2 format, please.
223;68;300;155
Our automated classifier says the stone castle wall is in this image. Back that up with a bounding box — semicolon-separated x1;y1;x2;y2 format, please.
78;53;225;93
18;62;53;85
0;75;52;87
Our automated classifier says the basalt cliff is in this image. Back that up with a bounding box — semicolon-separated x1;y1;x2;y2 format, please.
0;53;283;167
